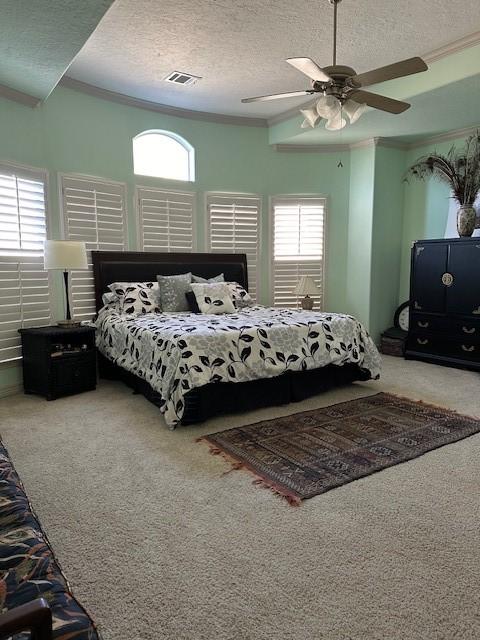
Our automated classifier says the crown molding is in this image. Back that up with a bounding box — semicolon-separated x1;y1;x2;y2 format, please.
0;82;40;108
273;143;350;153
59;77;267;128
274;137;408;153
407;125;480;149
423;30;480;64
349;138;376;150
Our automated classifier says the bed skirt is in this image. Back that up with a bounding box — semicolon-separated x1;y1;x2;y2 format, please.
97;351;371;425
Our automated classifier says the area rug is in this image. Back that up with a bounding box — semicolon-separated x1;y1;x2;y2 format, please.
199;392;480;505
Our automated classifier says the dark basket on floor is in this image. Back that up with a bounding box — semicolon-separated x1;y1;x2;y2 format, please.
380;327;407;357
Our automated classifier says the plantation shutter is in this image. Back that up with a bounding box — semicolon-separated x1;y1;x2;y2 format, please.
272;197;325;308
137;187;195;251
0;164;52;362
207;193;260;301
61;175;127;321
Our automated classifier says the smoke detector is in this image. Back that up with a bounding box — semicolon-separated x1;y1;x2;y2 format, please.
164;71;201;86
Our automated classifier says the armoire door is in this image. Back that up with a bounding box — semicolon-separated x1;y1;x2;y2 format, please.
447;241;480;316
411;242;448;313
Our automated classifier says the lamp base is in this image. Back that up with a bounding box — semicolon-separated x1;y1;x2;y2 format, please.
301;296;314;311
57;319;82;328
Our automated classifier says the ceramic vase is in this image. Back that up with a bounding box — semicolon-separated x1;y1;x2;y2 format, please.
457;205;476;237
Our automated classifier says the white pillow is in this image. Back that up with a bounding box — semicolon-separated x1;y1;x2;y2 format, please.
190;282;236;315
192;273;225;283
226;282;254;308
107;282;160;315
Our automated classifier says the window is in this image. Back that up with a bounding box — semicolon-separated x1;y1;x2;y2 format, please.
0;163;52;362
271;196;325;308
133;130;195;182
61;174;128;321
137;186;195;252
206;193;260;301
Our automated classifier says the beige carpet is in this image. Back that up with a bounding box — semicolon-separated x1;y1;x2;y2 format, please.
1;355;479;640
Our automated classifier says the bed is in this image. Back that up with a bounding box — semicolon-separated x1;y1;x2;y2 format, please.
92;251;381;427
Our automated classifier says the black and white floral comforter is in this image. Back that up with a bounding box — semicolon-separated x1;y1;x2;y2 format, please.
95;306;381;428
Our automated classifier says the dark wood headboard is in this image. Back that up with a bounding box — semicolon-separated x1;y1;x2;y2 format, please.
92;251;248;312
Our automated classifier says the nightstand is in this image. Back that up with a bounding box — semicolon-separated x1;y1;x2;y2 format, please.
18;326;97;400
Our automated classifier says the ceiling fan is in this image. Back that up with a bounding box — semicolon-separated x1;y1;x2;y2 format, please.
241;0;428;130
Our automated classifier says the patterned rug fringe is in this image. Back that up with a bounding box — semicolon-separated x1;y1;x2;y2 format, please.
197;437;302;506
380;391;480;422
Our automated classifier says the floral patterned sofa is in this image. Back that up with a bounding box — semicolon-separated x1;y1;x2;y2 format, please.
0;438;99;639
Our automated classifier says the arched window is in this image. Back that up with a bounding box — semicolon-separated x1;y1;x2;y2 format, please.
133;130;195;181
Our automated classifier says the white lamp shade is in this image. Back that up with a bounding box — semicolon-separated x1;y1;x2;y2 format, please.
300;107;320;128
293;275;320;296
44;240;88;270
325;113;347;130
316;95;341;119
343;99;367;124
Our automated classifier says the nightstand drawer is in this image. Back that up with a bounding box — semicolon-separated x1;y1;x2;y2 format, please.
49;355;96;398
51;356;95;386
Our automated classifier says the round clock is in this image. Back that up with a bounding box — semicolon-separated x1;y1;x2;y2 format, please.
394;301;410;331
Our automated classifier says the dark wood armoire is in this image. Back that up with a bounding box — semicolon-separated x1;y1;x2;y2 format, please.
406;237;480;370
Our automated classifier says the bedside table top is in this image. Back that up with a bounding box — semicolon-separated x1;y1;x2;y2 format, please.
18;325;96;337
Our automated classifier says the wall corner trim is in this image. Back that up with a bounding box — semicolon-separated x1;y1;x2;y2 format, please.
0;83;41;108
0;384;22;399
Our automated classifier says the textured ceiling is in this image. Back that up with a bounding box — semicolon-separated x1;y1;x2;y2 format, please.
0;0;113;100
67;0;480;117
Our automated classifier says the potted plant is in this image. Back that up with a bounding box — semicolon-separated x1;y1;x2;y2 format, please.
405;131;480;237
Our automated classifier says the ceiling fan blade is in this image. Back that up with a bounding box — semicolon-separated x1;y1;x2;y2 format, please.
286;57;331;83
241;90;313;103
349;90;410;114
351;57;428;88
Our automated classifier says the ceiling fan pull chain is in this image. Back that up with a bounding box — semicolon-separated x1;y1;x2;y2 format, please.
332;0;338;66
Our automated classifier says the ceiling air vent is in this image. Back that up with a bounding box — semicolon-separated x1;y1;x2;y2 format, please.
164;71;201;86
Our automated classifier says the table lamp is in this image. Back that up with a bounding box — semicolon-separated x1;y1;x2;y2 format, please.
293;275;320;310
44;240;88;326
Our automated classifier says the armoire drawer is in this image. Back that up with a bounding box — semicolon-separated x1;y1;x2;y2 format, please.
450;318;480;338
410;314;449;332
408;332;479;362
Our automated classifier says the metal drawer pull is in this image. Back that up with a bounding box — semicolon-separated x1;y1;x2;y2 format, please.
441;272;454;286
416;338;429;345
417;321;429;328
462;326;476;334
461;345;475;352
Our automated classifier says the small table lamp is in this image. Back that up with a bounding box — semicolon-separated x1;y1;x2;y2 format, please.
293;275;320;310
44;240;88;326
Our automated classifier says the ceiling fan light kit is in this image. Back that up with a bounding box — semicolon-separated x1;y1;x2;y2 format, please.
242;0;428;132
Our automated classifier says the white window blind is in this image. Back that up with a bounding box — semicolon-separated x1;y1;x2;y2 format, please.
0;165;51;362
61;175;127;321
207;193;260;301
137;187;195;252
272;197;325;308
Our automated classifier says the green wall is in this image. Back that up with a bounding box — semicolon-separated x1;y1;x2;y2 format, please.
0;81;471;395
370;146;405;340
346;146;375;328
346;144;406;341
399;137;466;301
0;85;352;393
